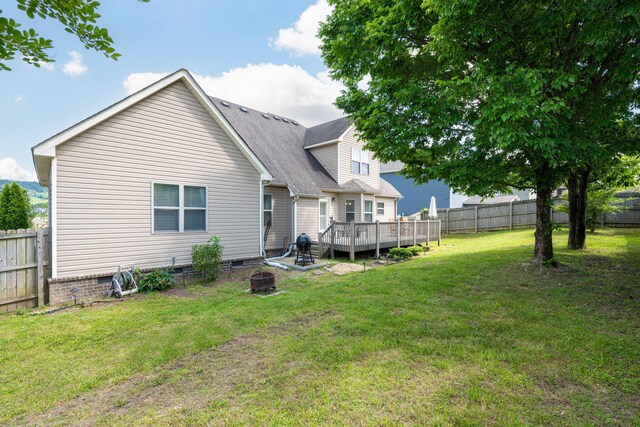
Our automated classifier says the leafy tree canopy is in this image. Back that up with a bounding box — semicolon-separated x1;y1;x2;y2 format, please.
320;0;639;262
0;0;149;71
0;182;32;230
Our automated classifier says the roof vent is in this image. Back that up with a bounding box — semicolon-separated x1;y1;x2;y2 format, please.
273;115;281;120
282;118;289;123
292;120;299;125
221;101;229;107
240;107;248;112
262;113;269;119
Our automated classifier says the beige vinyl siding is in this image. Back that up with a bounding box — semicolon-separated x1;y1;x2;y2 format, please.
338;126;380;189
374;196;396;221
308;143;338;181
296;197;319;238
54;81;261;278
264;186;291;250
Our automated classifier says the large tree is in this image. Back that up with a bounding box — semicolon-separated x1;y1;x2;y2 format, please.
320;0;639;264
0;0;149;70
0;182;32;230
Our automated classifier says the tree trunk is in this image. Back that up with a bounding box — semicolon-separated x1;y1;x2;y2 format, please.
533;185;555;265
567;166;590;250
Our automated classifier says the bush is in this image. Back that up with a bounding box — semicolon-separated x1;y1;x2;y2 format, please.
0;183;32;230
138;267;175;292
389;247;414;260
407;245;423;255
192;236;224;281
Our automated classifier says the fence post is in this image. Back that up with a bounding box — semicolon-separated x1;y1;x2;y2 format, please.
510;202;514;228
36;229;45;306
350;220;356;261
427;219;430;247
475;206;479;233
413;218;417;246
446;209;450;234
330;220;335;259
601;213;606;228
375;221;380;258
397;219;401;248
438;219;441;246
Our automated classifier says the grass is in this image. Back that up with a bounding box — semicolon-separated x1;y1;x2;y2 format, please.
0;229;638;426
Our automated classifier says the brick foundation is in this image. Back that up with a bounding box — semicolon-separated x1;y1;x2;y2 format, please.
47;256;264;305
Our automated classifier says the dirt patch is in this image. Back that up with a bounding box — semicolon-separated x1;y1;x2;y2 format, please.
325;262;369;275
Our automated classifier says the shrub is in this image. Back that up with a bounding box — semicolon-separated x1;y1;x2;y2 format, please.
0;183;32;230
192;236;224;281
138;267;175;292
407;245;423;255
389;247;413;260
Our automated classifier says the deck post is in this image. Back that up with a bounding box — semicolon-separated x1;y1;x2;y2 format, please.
349;220;356;261
330;220;335;259
317;232;324;259
413;218;417;246
397;219;401;248
375;221;380;258
438;219;441;246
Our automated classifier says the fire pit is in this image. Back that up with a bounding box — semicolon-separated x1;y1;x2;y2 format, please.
250;271;275;293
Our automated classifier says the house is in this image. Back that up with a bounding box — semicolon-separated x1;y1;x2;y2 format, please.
380;161;467;214
381;161;535;214
462;195;520;206
32;69;401;303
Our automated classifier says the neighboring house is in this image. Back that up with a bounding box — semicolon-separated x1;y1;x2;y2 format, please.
462;195;520;206
380;161;467;214
381;161;535;214
31;69;401;303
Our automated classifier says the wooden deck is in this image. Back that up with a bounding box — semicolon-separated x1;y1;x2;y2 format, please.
318;220;441;260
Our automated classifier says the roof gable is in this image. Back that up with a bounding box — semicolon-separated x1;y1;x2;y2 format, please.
32;69;272;184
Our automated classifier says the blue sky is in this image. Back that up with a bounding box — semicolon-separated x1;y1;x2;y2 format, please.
0;0;342;181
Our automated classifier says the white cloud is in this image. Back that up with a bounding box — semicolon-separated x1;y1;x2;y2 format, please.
15;94;25;102
41;62;55;72
123;64;344;126
62;51;87;77
270;0;332;56
0;158;37;181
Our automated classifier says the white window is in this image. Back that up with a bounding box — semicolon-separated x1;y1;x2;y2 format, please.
153;183;207;233
345;199;355;222
351;148;370;175
364;200;373;222
263;194;273;228
319;199;329;231
377;202;385;215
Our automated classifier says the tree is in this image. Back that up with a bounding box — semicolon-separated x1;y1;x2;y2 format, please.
320;0;640;264
0;0;149;71
0;182;32;230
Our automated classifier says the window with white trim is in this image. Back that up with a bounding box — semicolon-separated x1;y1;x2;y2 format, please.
377;202;385;215
345;199;355;222
153;183;207;233
263;194;273;228
364;200;373;222
319;199;329;231
351;148;370;175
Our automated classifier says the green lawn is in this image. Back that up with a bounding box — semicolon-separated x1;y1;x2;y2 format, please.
1;229;638;426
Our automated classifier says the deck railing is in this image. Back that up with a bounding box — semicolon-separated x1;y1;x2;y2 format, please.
318;219;441;260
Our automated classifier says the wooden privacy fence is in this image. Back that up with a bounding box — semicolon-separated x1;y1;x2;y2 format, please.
318;219;441;260
424;199;640;234
0;228;50;313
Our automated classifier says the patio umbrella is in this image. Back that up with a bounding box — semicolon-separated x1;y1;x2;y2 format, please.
428;196;438;219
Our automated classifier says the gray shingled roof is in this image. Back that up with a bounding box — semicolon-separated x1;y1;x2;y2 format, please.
380;161;405;174
303;117;352;147
210;96;400;198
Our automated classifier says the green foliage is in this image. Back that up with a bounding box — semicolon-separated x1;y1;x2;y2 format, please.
0;0;150;70
320;0;640;262
389;247;413;260
557;187;628;233
0;182;32;230
191;236;224;281
407;245;423;255
138;267;175;292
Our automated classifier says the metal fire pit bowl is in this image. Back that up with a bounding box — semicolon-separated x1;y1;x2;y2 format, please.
250;271;276;293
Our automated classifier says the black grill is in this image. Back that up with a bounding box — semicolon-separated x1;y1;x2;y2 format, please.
295;233;314;266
